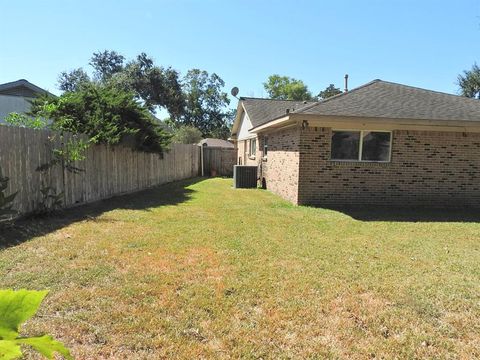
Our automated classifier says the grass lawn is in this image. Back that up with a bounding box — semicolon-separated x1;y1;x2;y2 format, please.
1;178;480;359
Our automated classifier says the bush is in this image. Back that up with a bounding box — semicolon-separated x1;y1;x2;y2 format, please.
31;83;171;154
172;126;203;144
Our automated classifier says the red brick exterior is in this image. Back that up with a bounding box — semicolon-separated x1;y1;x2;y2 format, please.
260;127;300;204
257;125;480;208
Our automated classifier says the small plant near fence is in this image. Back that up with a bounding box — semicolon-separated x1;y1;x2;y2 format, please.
0;289;72;360
0;168;17;224
4;112;89;214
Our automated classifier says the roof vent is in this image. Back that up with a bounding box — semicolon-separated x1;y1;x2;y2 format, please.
303;101;307;104
344;74;349;93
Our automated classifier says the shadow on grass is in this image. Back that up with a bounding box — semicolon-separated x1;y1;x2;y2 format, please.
0;177;203;249
329;206;480;223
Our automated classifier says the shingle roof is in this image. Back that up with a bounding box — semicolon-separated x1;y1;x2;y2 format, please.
0;79;53;96
294;80;480;122
241;97;316;128
199;138;234;148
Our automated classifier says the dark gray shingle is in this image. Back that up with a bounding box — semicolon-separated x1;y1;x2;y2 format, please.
241;97;316;128
295;80;480;122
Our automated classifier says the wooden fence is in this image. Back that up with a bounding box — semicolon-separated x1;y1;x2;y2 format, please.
202;147;236;177
0;126;201;215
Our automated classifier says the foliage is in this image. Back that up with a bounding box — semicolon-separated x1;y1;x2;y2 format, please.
90;50;125;82
175;69;232;137
4;113;48;130
172;126;203;144
36;186;64;214
0;167;17;223
263;74;313;101
318;84;342;100
111;53;185;119
56;50;235;141
31;83;171;154
49;136;90;173
57;68;90;93
0;289;71;360
67;51;185;120
457;63;480;99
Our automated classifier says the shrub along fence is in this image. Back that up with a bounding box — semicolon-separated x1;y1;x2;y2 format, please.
0;126;201;215
202;147;236;177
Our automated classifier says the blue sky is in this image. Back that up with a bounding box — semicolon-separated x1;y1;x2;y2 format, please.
1;0;479;113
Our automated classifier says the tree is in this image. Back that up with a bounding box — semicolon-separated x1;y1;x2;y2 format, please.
175;69;232;138
57;68;90;92
172;126;203;144
458;63;480;99
318;84;342;100
263;74;313;101
30;83;171;154
113;53;185;119
62;51;185;120
90;50;125;81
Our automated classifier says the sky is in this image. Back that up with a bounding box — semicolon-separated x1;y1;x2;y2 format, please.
1;0;479;114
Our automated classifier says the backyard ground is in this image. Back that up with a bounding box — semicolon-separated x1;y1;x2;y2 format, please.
0;177;479;359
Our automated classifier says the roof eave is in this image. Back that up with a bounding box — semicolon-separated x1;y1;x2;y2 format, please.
250;113;480;133
250;114;294;133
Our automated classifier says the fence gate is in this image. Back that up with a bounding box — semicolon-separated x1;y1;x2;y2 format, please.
202;147;236;177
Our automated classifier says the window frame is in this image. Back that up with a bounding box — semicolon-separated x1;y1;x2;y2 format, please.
248;138;257;158
330;129;392;163
263;136;268;160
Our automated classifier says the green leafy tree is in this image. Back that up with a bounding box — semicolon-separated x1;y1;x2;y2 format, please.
176;69;232;138
72;51;185;120
112;53;185;119
263;74;313;101
4;113;48;129
172;126;203;144
90;50;125;82
30;83;171;154
318;84;342;100
458;63;480;99
57;68;90;92
0;289;72;359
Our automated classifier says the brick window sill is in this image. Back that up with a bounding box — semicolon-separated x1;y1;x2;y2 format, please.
329;160;391;167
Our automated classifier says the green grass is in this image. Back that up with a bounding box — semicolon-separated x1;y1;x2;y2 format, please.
1;178;480;359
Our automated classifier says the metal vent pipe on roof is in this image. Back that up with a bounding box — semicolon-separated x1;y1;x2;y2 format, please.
344;74;349;93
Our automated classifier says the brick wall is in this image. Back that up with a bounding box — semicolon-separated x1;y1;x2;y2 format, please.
261;126;301;204
298;126;480;207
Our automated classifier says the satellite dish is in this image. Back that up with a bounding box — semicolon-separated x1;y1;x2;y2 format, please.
231;86;239;97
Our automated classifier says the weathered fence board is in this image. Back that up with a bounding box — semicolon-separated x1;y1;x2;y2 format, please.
203;147;236;177
0;126;201;215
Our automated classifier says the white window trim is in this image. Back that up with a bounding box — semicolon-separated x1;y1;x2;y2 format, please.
249;138;257;159
262;136;268;160
330;129;392;163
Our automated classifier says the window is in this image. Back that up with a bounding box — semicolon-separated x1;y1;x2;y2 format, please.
249;138;256;157
331;130;391;162
263;136;268;158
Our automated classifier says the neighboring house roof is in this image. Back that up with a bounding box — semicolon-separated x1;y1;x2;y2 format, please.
199;138;234;148
241;97;316;128
0;79;54;98
292;80;480;122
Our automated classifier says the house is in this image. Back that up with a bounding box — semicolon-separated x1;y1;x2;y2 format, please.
199;138;234;148
231;80;480;207
0;79;53;123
